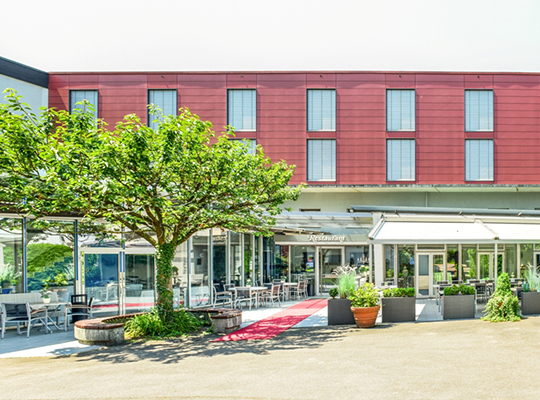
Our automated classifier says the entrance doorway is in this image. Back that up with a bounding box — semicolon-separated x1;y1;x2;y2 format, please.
318;247;343;293
416;253;445;297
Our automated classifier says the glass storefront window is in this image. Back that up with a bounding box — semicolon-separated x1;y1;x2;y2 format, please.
212;229;227;287
398;245;414;288
230;232;242;285
125;254;155;312
0;218;23;293
254;236;261;286
191;230;210;307
243;234;253;285
83;253;119;315
447;246;458;282
462;246;477;282
505;244;517;278
290;246;315;285
27;220;75;302
172;241;188;308
384;245;395;283
521;244;533;277
262;237;289;282
345;246;369;276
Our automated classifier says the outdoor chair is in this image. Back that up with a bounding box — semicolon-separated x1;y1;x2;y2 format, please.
235;287;255;310
212;285;233;308
1;302;48;339
64;295;94;329
289;281;308;300
475;283;488;303
260;284;281;308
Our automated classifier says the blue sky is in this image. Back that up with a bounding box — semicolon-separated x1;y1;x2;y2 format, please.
2;0;539;72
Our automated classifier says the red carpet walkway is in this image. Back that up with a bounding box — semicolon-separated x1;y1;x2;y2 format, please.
211;298;328;342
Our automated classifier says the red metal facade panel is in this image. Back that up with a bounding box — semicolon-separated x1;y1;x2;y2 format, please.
48;72;540;186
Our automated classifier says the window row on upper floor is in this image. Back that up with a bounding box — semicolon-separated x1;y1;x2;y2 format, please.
69;88;495;133
308;138;494;183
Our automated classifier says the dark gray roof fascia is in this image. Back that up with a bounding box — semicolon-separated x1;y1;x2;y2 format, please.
0;56;48;88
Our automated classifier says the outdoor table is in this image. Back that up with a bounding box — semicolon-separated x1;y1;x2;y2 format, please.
283;282;298;300
232;286;267;308
29;302;68;333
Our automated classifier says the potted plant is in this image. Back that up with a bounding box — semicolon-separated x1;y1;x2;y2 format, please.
0;264;20;294
381;287;416;323
41;287;51;304
442;284;476;320
349;282;380;328
521;264;540;315
328;266;358;325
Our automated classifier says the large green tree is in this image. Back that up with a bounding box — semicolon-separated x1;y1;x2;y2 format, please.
0;90;302;320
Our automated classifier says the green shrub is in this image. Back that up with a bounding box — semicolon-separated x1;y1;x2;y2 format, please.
349;283;380;308
333;266;358;299
482;273;521;322
329;288;339;299
382;287;415;298
443;284;475;296
125;308;202;339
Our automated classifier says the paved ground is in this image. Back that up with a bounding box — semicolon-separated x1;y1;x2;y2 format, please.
1;316;540;399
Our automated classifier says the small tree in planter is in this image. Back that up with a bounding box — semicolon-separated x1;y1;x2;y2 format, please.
349;283;380;328
381;287;415;323
328;266;358;325
520;264;540;315
483;273;521;322
442;284;476;320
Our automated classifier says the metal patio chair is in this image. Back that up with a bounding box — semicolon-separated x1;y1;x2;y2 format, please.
1;302;48;339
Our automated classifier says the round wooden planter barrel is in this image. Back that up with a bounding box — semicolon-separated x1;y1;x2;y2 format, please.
350;305;380;328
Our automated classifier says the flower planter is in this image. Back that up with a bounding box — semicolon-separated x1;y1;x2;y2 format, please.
521;291;540;315
442;294;475;320
328;298;355;325
381;297;415;323
351;305;380;328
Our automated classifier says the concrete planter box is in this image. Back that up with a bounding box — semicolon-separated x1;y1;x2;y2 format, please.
443;294;475;320
381;297;415;323
328;298;355;325
521;291;540;315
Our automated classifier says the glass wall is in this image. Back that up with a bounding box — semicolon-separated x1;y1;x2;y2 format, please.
254;236;261;286
83;253;119;315
447;246;459;282
346;246;369;275
212;229;227;287
462;246;477;281
521;244;534;277
290;246;315;284
384;245;395;283
263;237;289;282
172;241;188;308
125;254;155;313
0;218;23;293
398;245;414;288
27;220;75;302
191;230;211;307
230;232;242;285
243;234;253;285
505;244;517;278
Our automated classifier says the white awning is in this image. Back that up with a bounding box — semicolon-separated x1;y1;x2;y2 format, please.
369;220;496;244
484;223;540;243
369;219;540;244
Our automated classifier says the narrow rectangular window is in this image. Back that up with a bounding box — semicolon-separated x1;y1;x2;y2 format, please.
69;90;98;118
307;140;336;181
386;90;415;131
465;139;493;181
465;90;493;131
148;90;177;129
307;89;336;131
386;139;415;181
231;139;257;155
227;89;256;131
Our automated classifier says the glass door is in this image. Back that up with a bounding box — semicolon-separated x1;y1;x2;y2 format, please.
319;247;343;294
417;253;445;297
83;252;119;316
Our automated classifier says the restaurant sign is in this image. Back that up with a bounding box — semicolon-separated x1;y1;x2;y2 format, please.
308;235;346;243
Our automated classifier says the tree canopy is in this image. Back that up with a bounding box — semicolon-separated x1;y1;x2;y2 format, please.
0;90;303;318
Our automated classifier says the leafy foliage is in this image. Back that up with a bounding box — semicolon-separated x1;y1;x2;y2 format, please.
443;284;476;296
333;265;358;299
349;283;380;308
482;273;521;322
523;263;540;292
382;287;415;298
0;264;20;285
329;288;338;299
124;308;203;339
0;90;302;320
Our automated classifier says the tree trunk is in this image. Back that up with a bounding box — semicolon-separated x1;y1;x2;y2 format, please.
155;242;177;322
